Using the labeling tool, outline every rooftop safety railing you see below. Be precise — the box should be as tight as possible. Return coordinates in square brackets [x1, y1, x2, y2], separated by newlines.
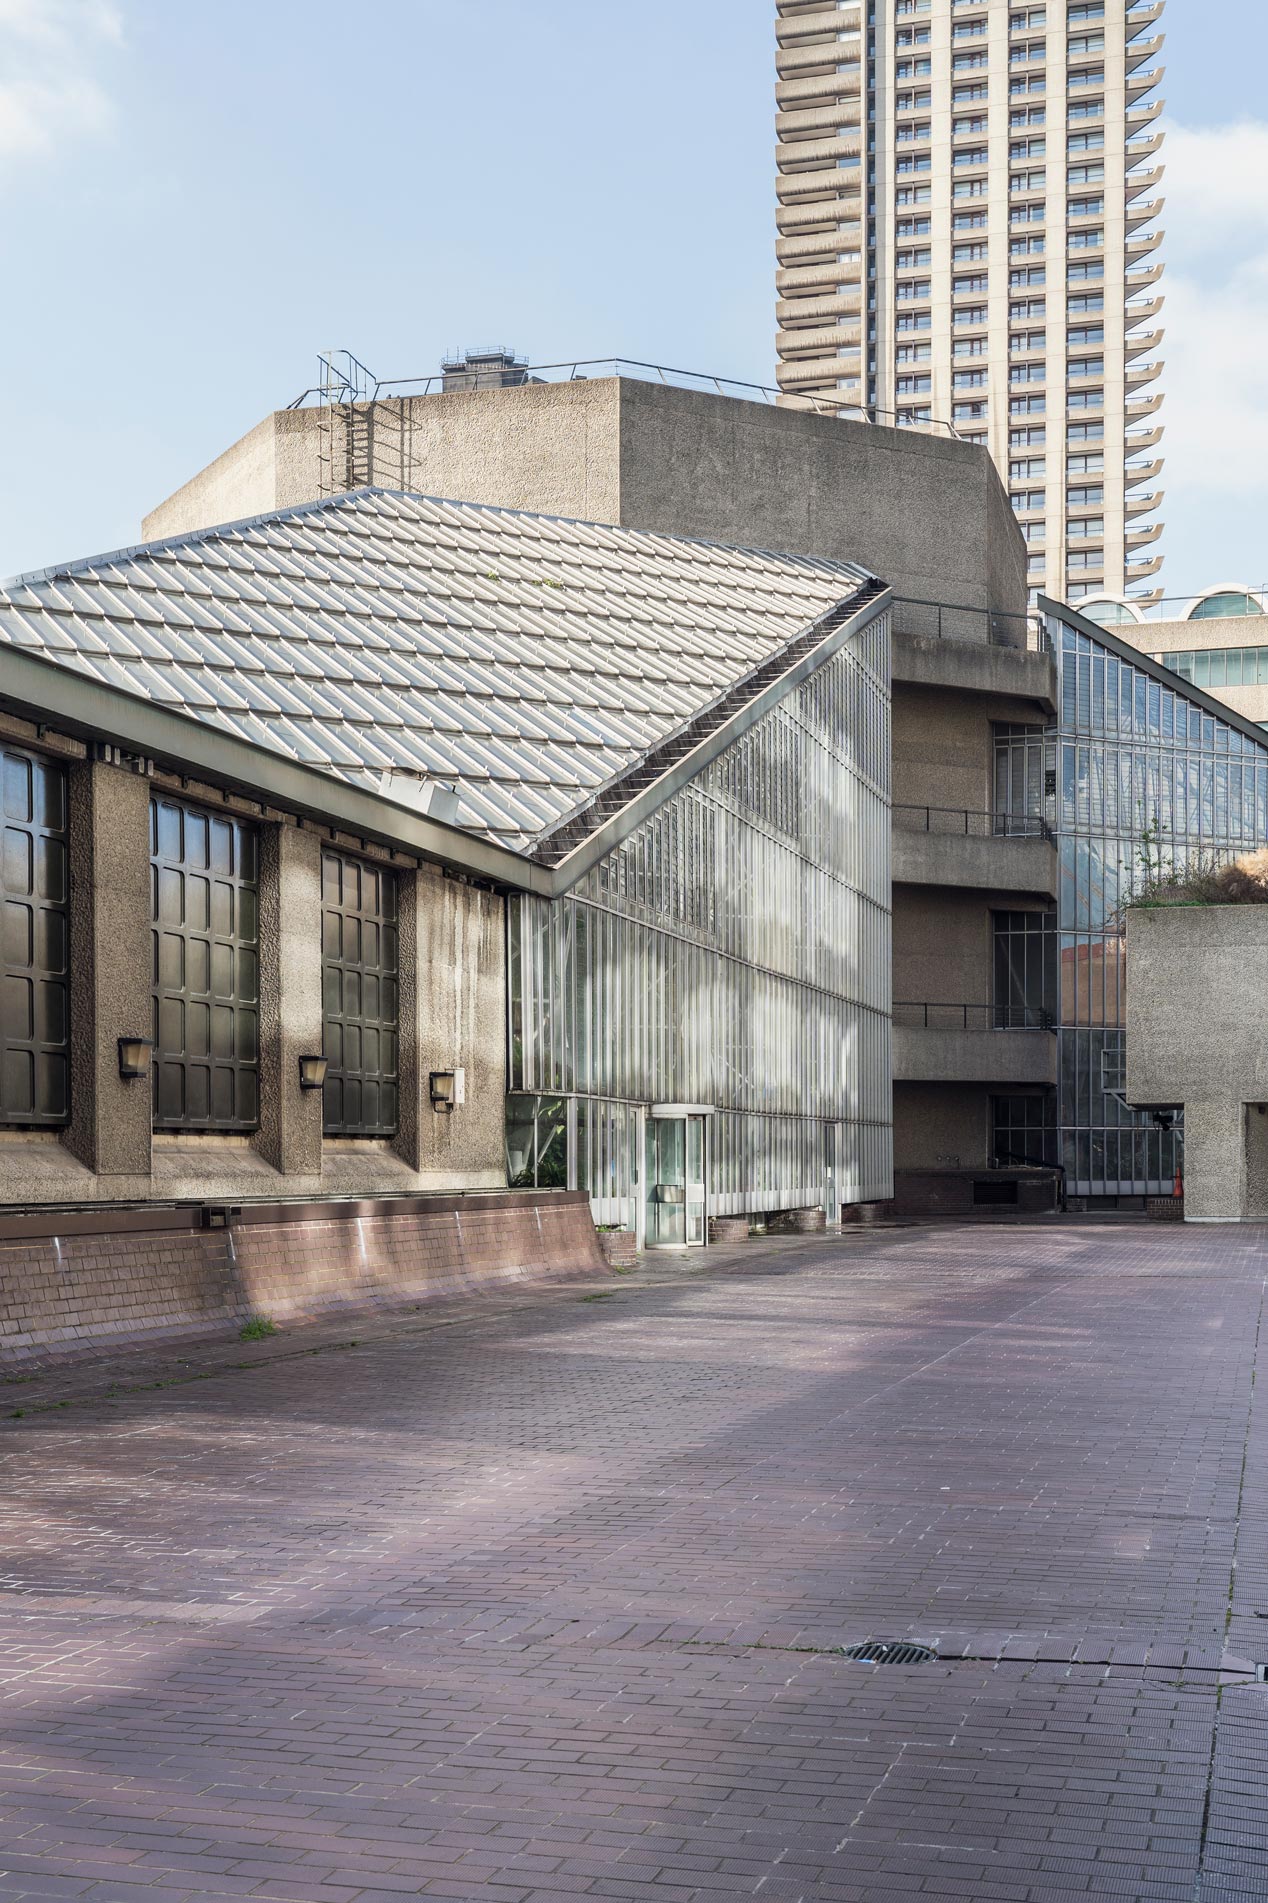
[893, 805, 1055, 845]
[894, 1003, 1055, 1033]
[287, 353, 965, 439]
[892, 597, 1051, 652]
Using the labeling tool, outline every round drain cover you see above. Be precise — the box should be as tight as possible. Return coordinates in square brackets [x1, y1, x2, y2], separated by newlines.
[843, 1640, 937, 1665]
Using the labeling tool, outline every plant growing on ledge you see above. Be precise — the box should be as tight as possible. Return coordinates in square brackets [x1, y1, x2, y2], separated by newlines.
[1130, 846, 1268, 909]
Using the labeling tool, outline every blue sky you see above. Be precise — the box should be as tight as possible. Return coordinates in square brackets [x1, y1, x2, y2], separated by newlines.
[1, 0, 1264, 600]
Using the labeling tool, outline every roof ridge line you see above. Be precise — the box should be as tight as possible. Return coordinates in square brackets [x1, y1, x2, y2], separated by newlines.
[0, 489, 873, 595]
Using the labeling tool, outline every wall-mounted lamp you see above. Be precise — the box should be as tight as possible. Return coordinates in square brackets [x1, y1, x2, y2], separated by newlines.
[430, 1067, 465, 1113]
[117, 1036, 154, 1080]
[298, 1054, 329, 1091]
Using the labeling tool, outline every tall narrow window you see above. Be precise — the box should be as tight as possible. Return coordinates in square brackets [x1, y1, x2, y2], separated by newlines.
[151, 797, 259, 1130]
[1, 746, 68, 1124]
[321, 850, 399, 1136]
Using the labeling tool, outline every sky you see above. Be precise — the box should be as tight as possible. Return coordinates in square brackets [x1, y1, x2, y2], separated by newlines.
[0, 0, 1263, 602]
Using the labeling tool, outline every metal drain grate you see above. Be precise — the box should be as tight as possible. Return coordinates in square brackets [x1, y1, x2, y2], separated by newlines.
[843, 1640, 937, 1665]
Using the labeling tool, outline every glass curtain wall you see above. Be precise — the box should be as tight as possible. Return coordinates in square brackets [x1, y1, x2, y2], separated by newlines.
[508, 614, 893, 1228]
[995, 613, 1268, 1199]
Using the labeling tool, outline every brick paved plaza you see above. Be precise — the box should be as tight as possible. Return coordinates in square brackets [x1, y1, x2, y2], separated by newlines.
[2, 1224, 1268, 1902]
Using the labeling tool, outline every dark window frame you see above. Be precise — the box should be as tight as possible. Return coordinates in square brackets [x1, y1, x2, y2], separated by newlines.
[0, 744, 69, 1127]
[150, 795, 259, 1133]
[321, 848, 400, 1138]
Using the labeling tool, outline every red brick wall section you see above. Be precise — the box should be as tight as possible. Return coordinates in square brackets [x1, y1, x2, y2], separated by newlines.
[0, 1193, 606, 1366]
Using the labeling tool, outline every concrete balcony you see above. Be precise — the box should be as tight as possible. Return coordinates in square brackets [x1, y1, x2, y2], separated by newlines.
[777, 135, 862, 170]
[1127, 64, 1165, 102]
[891, 599, 1057, 711]
[1126, 97, 1164, 130]
[776, 72, 861, 111]
[776, 6, 862, 43]
[1126, 391, 1164, 420]
[1125, 296, 1165, 328]
[1127, 229, 1164, 263]
[1125, 458, 1164, 488]
[1125, 488, 1163, 518]
[777, 323, 863, 357]
[777, 293, 863, 326]
[893, 808, 1058, 899]
[893, 1005, 1058, 1086]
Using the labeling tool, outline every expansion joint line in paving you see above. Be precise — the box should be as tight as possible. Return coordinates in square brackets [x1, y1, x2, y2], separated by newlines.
[1195, 1274, 1268, 1903]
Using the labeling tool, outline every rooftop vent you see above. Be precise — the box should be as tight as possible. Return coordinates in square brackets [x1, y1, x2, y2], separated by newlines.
[440, 347, 535, 393]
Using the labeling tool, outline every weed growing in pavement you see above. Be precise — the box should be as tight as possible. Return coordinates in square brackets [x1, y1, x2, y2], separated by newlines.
[239, 1316, 278, 1342]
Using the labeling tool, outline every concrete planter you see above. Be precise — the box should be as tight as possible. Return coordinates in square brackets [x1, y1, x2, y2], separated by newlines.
[1127, 904, 1268, 1221]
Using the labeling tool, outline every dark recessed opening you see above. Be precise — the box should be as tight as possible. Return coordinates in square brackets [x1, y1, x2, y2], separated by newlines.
[973, 1178, 1020, 1206]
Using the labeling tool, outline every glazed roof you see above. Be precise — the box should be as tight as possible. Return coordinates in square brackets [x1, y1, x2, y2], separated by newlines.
[0, 488, 873, 850]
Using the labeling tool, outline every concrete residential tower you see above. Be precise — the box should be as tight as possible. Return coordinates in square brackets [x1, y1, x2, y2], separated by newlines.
[775, 0, 1166, 606]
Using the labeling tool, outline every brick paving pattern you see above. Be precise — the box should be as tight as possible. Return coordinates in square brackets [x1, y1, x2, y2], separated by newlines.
[1, 1222, 1266, 1900]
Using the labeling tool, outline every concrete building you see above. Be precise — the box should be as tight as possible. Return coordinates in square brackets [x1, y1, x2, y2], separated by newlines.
[0, 489, 895, 1356]
[774, 0, 1167, 606]
[143, 370, 1026, 615]
[1126, 905, 1268, 1221]
[145, 367, 1072, 1218]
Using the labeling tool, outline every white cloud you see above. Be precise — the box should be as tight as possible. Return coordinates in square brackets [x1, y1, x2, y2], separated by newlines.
[0, 0, 122, 172]
[1157, 120, 1268, 529]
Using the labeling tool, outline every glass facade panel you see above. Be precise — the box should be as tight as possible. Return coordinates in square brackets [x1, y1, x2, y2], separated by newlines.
[507, 613, 893, 1226]
[996, 616, 1268, 1199]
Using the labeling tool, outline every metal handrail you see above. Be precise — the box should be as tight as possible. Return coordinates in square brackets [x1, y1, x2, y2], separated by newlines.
[893, 805, 1055, 844]
[892, 596, 1050, 653]
[287, 356, 965, 439]
[894, 1003, 1055, 1032]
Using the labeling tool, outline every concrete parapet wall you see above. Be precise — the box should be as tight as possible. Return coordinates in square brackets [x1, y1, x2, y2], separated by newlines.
[1127, 904, 1268, 1221]
[0, 1191, 605, 1366]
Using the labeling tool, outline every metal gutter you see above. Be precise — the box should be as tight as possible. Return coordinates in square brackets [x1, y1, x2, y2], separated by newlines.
[537, 582, 893, 892]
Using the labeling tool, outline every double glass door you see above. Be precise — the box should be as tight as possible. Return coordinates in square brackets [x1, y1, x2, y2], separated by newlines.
[645, 1115, 707, 1248]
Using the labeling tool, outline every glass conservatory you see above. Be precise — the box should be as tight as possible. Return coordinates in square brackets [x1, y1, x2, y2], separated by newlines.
[506, 621, 893, 1245]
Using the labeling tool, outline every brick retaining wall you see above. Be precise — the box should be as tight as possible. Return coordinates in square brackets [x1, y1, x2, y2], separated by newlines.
[0, 1191, 605, 1366]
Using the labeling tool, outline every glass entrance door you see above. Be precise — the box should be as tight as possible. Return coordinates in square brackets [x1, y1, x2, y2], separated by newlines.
[645, 1115, 708, 1249]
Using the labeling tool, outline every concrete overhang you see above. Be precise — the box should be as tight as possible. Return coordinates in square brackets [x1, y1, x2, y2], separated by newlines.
[893, 1026, 1058, 1087]
[892, 631, 1057, 711]
[892, 830, 1058, 900]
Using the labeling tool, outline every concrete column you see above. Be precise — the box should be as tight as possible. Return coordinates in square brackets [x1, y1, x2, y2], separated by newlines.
[393, 864, 506, 1184]
[254, 822, 323, 1178]
[1181, 1102, 1246, 1223]
[63, 760, 153, 1181]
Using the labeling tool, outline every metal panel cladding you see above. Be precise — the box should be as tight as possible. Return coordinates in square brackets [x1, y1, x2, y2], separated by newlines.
[0, 744, 69, 1125]
[150, 796, 260, 1131]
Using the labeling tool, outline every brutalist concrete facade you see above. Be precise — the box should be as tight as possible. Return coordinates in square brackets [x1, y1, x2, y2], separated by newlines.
[144, 377, 1027, 614]
[1126, 904, 1268, 1222]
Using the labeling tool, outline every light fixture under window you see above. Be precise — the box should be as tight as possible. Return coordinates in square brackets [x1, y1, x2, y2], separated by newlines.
[430, 1068, 465, 1113]
[117, 1036, 154, 1080]
[298, 1054, 329, 1091]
